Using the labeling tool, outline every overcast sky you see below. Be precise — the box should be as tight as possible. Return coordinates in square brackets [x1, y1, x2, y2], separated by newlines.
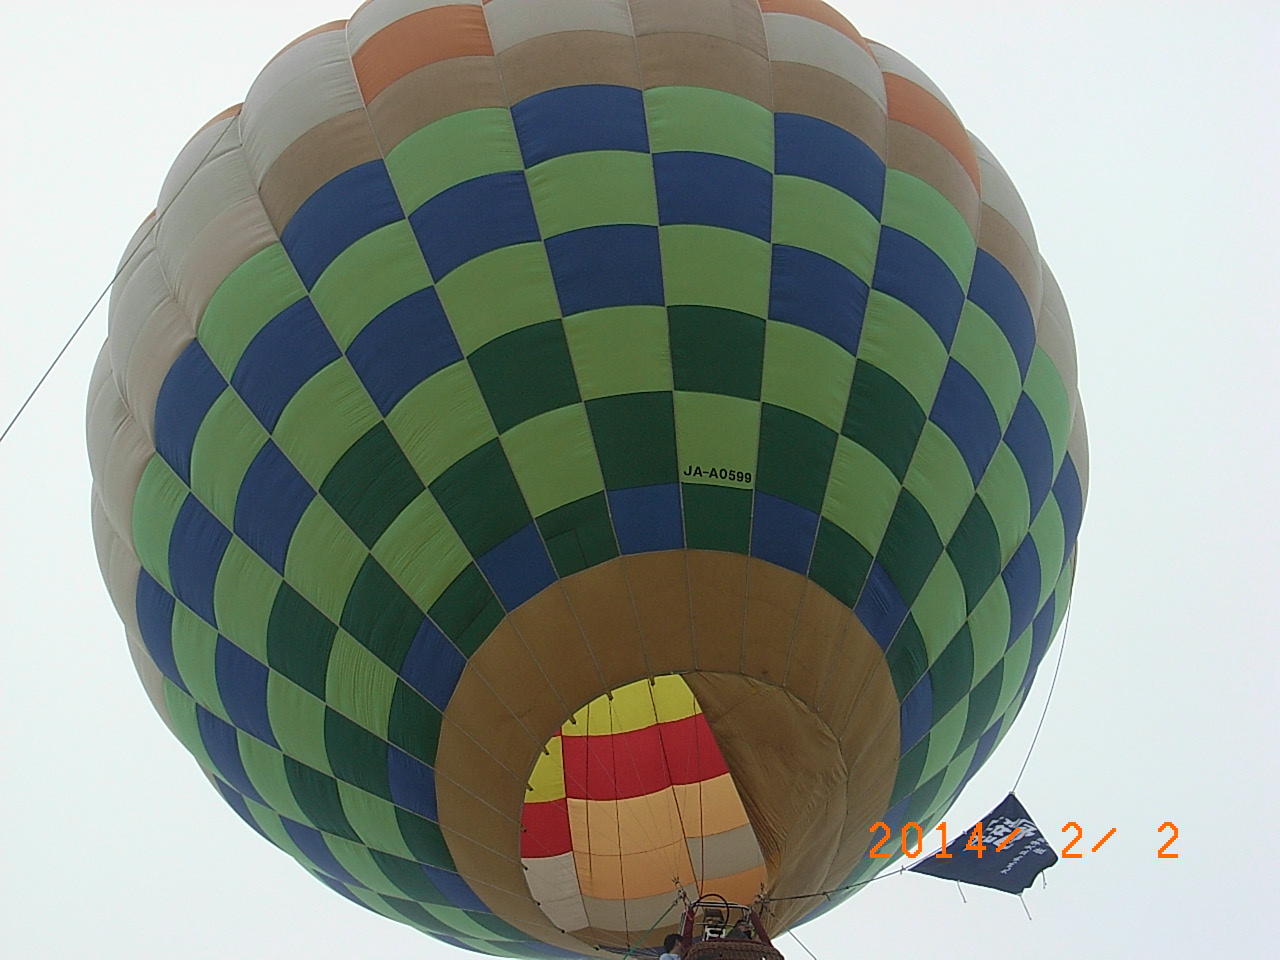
[2, 2, 1276, 958]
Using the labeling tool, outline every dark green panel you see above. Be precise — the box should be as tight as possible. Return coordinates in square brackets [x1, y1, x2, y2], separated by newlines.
[842, 361, 926, 480]
[469, 320, 581, 432]
[756, 403, 837, 512]
[468, 913, 530, 940]
[383, 897, 457, 934]
[890, 737, 931, 807]
[320, 422, 425, 548]
[325, 707, 391, 800]
[960, 661, 1004, 751]
[683, 483, 752, 553]
[878, 489, 943, 604]
[341, 557, 424, 671]
[396, 808, 457, 870]
[947, 496, 1003, 611]
[536, 492, 619, 577]
[929, 625, 974, 722]
[267, 583, 337, 699]
[904, 769, 948, 825]
[283, 756, 360, 842]
[371, 849, 450, 903]
[427, 564, 503, 657]
[586, 391, 678, 488]
[387, 681, 442, 766]
[885, 615, 928, 700]
[429, 439, 531, 556]
[669, 305, 765, 400]
[808, 518, 872, 607]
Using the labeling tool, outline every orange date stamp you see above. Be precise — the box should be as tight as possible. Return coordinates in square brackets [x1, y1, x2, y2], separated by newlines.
[869, 820, 1180, 859]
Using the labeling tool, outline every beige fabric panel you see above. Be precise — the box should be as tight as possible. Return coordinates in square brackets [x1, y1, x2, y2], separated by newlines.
[523, 852, 590, 931]
[156, 113, 241, 215]
[763, 12, 885, 111]
[497, 31, 642, 104]
[175, 198, 279, 327]
[1067, 405, 1090, 505]
[686, 821, 768, 880]
[885, 119, 981, 237]
[635, 32, 772, 108]
[581, 886, 696, 936]
[972, 135, 1039, 268]
[485, 0, 634, 55]
[106, 220, 165, 406]
[347, 0, 483, 53]
[87, 348, 161, 547]
[368, 57, 508, 152]
[630, 0, 769, 57]
[769, 60, 886, 157]
[91, 491, 143, 640]
[1036, 264, 1082, 422]
[973, 139, 1043, 316]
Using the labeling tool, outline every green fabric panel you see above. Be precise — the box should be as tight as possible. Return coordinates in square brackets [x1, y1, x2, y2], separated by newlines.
[928, 624, 974, 721]
[341, 558, 426, 672]
[338, 782, 417, 860]
[396, 809, 456, 870]
[435, 909, 509, 942]
[469, 320, 581, 433]
[170, 602, 226, 719]
[949, 301, 1023, 429]
[674, 392, 760, 489]
[890, 737, 930, 805]
[660, 227, 771, 318]
[857, 291, 948, 411]
[809, 518, 873, 608]
[933, 740, 979, 806]
[903, 768, 946, 828]
[911, 553, 967, 662]
[904, 422, 974, 545]
[967, 577, 1011, 683]
[1022, 348, 1072, 468]
[242, 798, 309, 865]
[369, 848, 448, 901]
[960, 661, 1004, 751]
[884, 615, 928, 699]
[320, 422, 425, 548]
[465, 913, 531, 943]
[920, 698, 966, 785]
[841, 360, 925, 481]
[268, 674, 332, 773]
[325, 707, 392, 800]
[387, 681, 443, 765]
[284, 497, 368, 624]
[309, 222, 433, 349]
[756, 404, 837, 513]
[163, 681, 215, 772]
[946, 495, 1002, 612]
[502, 404, 604, 517]
[761, 320, 856, 433]
[563, 306, 672, 400]
[132, 455, 188, 592]
[427, 566, 503, 658]
[239, 735, 310, 824]
[644, 87, 774, 170]
[587, 391, 679, 489]
[1029, 496, 1066, 605]
[385, 108, 523, 214]
[878, 489, 944, 605]
[527, 150, 658, 238]
[323, 834, 403, 896]
[385, 361, 497, 485]
[976, 443, 1032, 565]
[670, 306, 765, 400]
[821, 435, 899, 554]
[267, 584, 336, 700]
[881, 171, 976, 286]
[371, 490, 471, 614]
[325, 628, 398, 739]
[994, 628, 1032, 719]
[771, 176, 879, 281]
[199, 243, 306, 378]
[272, 359, 381, 488]
[381, 896, 457, 934]
[189, 390, 268, 528]
[284, 756, 361, 841]
[429, 440, 531, 557]
[993, 690, 1027, 750]
[537, 492, 619, 577]
[214, 539, 279, 662]
[435, 244, 560, 355]
[683, 484, 752, 553]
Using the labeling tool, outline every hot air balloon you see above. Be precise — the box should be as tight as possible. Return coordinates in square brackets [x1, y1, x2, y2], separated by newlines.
[86, 1, 1087, 956]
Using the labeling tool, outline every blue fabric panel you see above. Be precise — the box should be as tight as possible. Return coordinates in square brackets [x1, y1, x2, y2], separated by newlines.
[399, 618, 465, 712]
[410, 171, 541, 279]
[775, 113, 885, 218]
[423, 867, 491, 912]
[654, 151, 772, 240]
[968, 250, 1035, 377]
[873, 228, 964, 347]
[512, 84, 649, 167]
[854, 561, 909, 651]
[968, 722, 1002, 777]
[608, 484, 683, 554]
[899, 674, 933, 752]
[1053, 454, 1084, 556]
[136, 570, 184, 692]
[546, 224, 664, 316]
[768, 245, 868, 354]
[155, 340, 227, 485]
[1028, 599, 1058, 680]
[196, 705, 266, 805]
[930, 359, 1002, 484]
[750, 492, 819, 574]
[476, 523, 557, 611]
[214, 635, 279, 748]
[215, 779, 272, 841]
[347, 289, 462, 415]
[232, 298, 341, 431]
[281, 161, 403, 288]
[282, 819, 361, 885]
[1004, 395, 1055, 516]
[1001, 537, 1042, 646]
[387, 745, 438, 821]
[234, 440, 315, 575]
[169, 495, 232, 627]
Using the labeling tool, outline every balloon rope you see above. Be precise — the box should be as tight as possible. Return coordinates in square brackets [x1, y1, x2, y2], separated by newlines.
[761, 866, 906, 905]
[618, 895, 682, 959]
[786, 928, 821, 960]
[1012, 599, 1073, 792]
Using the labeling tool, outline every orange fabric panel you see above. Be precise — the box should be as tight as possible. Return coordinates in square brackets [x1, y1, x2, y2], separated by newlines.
[353, 5, 494, 103]
[884, 73, 981, 190]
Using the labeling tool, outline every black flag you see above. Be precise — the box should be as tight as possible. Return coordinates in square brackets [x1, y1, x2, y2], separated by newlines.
[909, 794, 1056, 893]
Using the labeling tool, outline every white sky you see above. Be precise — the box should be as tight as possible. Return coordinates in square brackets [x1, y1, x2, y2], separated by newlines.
[2, 2, 1277, 957]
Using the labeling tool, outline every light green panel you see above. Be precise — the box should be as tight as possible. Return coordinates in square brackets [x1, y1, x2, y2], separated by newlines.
[170, 603, 226, 720]
[337, 781, 416, 860]
[213, 538, 279, 662]
[527, 151, 658, 238]
[772, 175, 879, 281]
[881, 171, 976, 286]
[372, 490, 471, 613]
[285, 498, 368, 624]
[272, 359, 381, 488]
[325, 836, 404, 897]
[243, 795, 311, 864]
[266, 673, 331, 774]
[933, 741, 980, 808]
[644, 87, 774, 169]
[309, 222, 433, 349]
[920, 699, 967, 785]
[995, 628, 1032, 719]
[564, 306, 672, 399]
[674, 392, 760, 487]
[857, 291, 949, 411]
[502, 405, 604, 516]
[660, 226, 771, 318]
[386, 362, 497, 485]
[432, 906, 506, 941]
[326, 629, 398, 738]
[822, 436, 901, 554]
[199, 243, 306, 378]
[1022, 349, 1073, 468]
[239, 735, 311, 825]
[163, 682, 216, 773]
[994, 689, 1028, 747]
[761, 320, 855, 432]
[904, 422, 975, 544]
[976, 443, 1032, 565]
[1029, 497, 1066, 607]
[385, 107, 523, 213]
[189, 390, 268, 528]
[949, 301, 1022, 428]
[132, 455, 188, 592]
[967, 578, 1011, 683]
[435, 244, 561, 355]
[912, 554, 967, 663]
